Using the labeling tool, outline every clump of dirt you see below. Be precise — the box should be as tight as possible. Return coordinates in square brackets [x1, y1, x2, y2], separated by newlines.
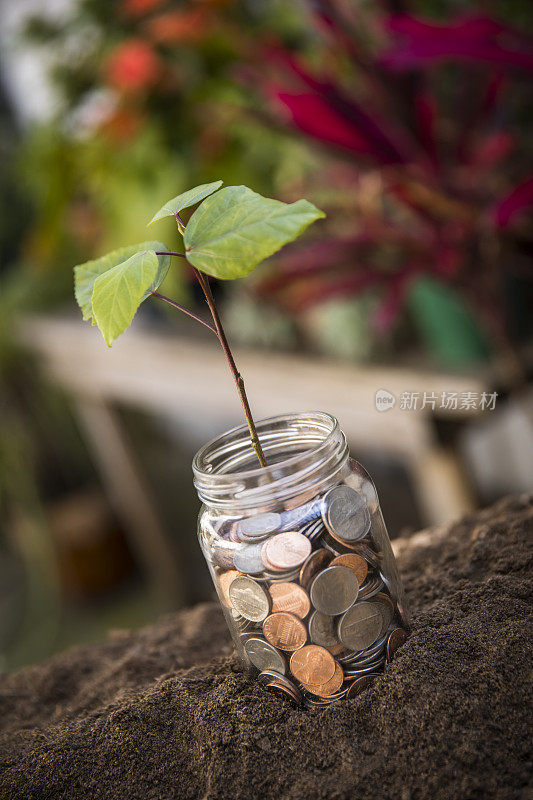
[1, 495, 531, 800]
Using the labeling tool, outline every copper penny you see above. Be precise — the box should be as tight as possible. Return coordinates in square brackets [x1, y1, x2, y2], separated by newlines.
[325, 642, 348, 657]
[300, 661, 344, 698]
[262, 676, 302, 706]
[290, 645, 335, 685]
[299, 548, 333, 590]
[386, 627, 408, 662]
[346, 674, 376, 699]
[330, 553, 368, 585]
[263, 612, 307, 651]
[269, 582, 311, 619]
[218, 569, 243, 607]
[262, 532, 311, 572]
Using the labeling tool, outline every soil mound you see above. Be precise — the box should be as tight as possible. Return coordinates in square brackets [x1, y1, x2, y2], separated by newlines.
[1, 495, 532, 800]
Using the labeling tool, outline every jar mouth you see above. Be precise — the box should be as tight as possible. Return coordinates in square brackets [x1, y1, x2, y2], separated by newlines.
[192, 411, 349, 509]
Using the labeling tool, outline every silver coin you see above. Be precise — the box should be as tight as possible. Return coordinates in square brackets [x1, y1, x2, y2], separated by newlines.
[339, 630, 388, 663]
[321, 485, 370, 543]
[301, 519, 327, 542]
[347, 644, 386, 667]
[309, 565, 359, 616]
[212, 544, 236, 570]
[233, 542, 265, 575]
[344, 659, 385, 677]
[263, 567, 301, 583]
[308, 611, 340, 647]
[358, 574, 385, 600]
[258, 669, 302, 700]
[244, 637, 287, 674]
[279, 498, 322, 531]
[338, 601, 383, 651]
[229, 576, 271, 621]
[238, 512, 282, 540]
[344, 656, 384, 673]
[372, 594, 395, 635]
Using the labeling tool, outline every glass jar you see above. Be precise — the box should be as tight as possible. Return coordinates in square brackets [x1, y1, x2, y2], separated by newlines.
[193, 412, 409, 709]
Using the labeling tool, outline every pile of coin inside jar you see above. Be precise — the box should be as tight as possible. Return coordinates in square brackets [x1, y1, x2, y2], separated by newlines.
[211, 483, 409, 709]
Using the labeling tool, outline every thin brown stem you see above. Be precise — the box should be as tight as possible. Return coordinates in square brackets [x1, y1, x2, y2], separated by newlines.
[193, 268, 267, 467]
[156, 250, 186, 259]
[151, 291, 217, 335]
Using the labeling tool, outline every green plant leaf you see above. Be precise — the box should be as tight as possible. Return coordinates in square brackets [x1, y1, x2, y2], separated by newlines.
[148, 181, 223, 226]
[92, 250, 159, 346]
[74, 241, 170, 322]
[183, 186, 325, 279]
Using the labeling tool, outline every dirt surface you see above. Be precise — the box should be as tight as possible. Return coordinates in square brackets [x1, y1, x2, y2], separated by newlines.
[1, 495, 532, 800]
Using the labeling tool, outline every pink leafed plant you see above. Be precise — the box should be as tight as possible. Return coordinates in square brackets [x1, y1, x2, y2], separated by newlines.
[247, 3, 532, 369]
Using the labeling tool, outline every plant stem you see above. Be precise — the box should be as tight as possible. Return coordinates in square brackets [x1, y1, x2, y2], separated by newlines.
[193, 268, 267, 467]
[156, 250, 186, 259]
[151, 291, 217, 335]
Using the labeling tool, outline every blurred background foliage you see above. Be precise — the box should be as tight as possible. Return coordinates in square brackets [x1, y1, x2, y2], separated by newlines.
[1, 0, 531, 366]
[0, 0, 532, 669]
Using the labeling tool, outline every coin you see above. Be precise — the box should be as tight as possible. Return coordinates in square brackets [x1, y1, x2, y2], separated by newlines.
[290, 645, 336, 686]
[321, 485, 370, 544]
[308, 611, 339, 647]
[339, 631, 387, 663]
[344, 659, 385, 677]
[346, 675, 376, 699]
[300, 661, 344, 698]
[218, 569, 243, 606]
[259, 671, 302, 705]
[309, 565, 359, 616]
[299, 549, 333, 590]
[372, 593, 395, 635]
[244, 637, 287, 674]
[261, 532, 311, 572]
[279, 497, 322, 531]
[269, 582, 310, 619]
[229, 576, 271, 622]
[228, 523, 242, 543]
[213, 543, 237, 570]
[386, 627, 408, 662]
[300, 519, 326, 543]
[338, 601, 383, 651]
[263, 611, 307, 651]
[264, 568, 301, 583]
[233, 542, 265, 575]
[357, 574, 384, 600]
[238, 512, 282, 540]
[324, 642, 348, 657]
[264, 679, 302, 706]
[231, 609, 257, 634]
[330, 553, 368, 585]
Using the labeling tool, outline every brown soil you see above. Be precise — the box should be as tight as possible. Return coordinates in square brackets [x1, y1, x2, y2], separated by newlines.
[1, 495, 532, 800]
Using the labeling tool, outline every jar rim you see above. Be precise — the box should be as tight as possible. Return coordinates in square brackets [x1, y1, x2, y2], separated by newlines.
[192, 411, 348, 509]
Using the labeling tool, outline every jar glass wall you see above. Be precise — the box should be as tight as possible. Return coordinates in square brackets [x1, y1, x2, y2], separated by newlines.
[193, 412, 409, 708]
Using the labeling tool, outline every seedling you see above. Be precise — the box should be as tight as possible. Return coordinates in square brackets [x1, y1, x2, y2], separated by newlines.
[74, 182, 324, 466]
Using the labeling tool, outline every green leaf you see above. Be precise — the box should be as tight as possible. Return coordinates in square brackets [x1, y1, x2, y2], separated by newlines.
[92, 250, 159, 346]
[148, 181, 223, 226]
[74, 241, 170, 322]
[183, 186, 325, 279]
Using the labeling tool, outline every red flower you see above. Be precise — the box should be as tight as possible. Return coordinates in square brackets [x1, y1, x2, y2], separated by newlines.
[105, 40, 161, 93]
